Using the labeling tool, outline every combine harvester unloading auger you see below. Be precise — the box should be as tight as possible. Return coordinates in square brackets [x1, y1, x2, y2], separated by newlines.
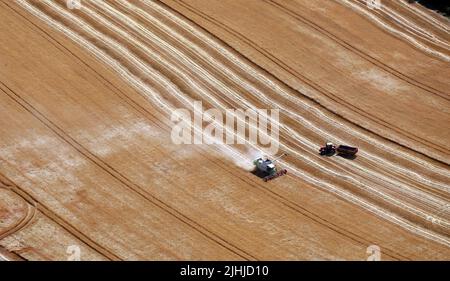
[253, 153, 288, 182]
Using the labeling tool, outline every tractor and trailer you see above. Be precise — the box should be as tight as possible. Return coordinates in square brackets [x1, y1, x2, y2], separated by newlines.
[252, 142, 358, 182]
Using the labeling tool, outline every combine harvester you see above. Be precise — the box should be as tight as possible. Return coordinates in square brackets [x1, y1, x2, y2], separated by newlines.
[319, 142, 358, 158]
[253, 153, 288, 182]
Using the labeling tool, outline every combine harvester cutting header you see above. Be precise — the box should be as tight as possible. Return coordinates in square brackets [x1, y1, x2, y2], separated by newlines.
[253, 153, 288, 182]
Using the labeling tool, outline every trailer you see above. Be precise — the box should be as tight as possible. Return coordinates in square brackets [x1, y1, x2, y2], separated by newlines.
[336, 145, 358, 157]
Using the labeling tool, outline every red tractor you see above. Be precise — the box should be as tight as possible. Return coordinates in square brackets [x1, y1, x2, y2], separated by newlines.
[319, 142, 336, 156]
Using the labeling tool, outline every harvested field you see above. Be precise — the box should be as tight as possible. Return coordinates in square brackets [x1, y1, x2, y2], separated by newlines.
[0, 0, 449, 260]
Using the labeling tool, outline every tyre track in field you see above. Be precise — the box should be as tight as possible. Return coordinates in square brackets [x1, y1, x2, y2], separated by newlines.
[38, 0, 450, 241]
[0, 1, 169, 137]
[0, 1, 414, 258]
[93, 0, 450, 225]
[176, 0, 449, 158]
[167, 0, 450, 166]
[113, 0, 450, 188]
[107, 0, 448, 203]
[2, 4, 255, 258]
[0, 185, 36, 241]
[194, 150, 410, 260]
[268, 0, 450, 97]
[136, 1, 450, 206]
[353, 0, 450, 49]
[14, 1, 413, 259]
[144, 0, 450, 232]
[376, 1, 450, 41]
[8, 0, 257, 261]
[397, 0, 450, 33]
[5, 0, 254, 260]
[0, 245, 25, 261]
[0, 172, 115, 260]
[146, 0, 450, 179]
[14, 0, 450, 245]
[3, 1, 365, 258]
[0, 77, 253, 260]
[76, 0, 450, 222]
[35, 17, 412, 258]
[338, 0, 450, 62]
[65, 0, 450, 236]
[10, 0, 390, 258]
[10, 1, 399, 258]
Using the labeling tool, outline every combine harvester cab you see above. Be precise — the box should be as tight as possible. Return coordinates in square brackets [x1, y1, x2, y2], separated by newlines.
[253, 153, 287, 182]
